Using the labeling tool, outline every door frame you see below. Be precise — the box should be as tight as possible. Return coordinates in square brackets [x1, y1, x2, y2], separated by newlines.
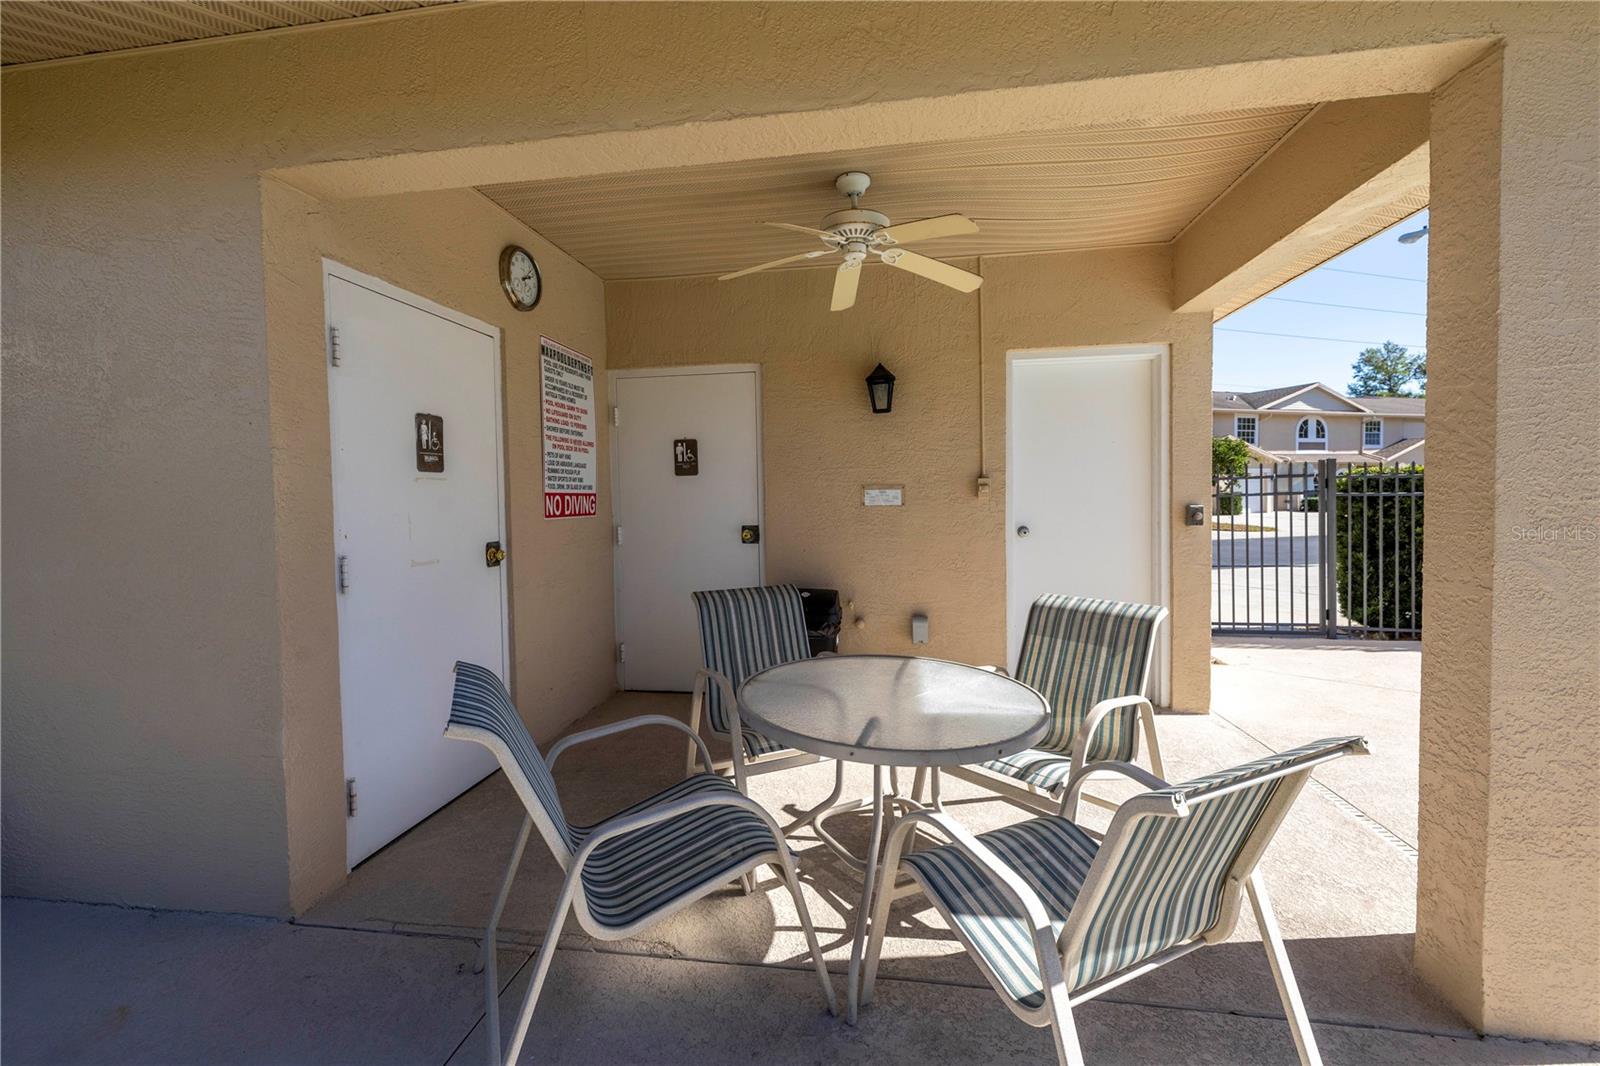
[322, 258, 511, 866]
[1005, 343, 1171, 706]
[606, 363, 765, 690]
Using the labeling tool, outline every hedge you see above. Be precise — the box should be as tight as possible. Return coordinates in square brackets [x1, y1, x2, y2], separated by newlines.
[1216, 493, 1244, 515]
[1334, 466, 1423, 631]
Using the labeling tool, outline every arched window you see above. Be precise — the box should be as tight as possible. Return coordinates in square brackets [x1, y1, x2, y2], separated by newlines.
[1296, 417, 1327, 449]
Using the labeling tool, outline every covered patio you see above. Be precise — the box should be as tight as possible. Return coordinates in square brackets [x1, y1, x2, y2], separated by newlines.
[4, 3, 1597, 1063]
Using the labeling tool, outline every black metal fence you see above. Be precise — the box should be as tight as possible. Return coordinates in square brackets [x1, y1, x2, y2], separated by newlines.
[1212, 459, 1423, 638]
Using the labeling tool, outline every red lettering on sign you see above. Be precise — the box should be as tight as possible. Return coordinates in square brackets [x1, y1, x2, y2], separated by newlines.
[544, 492, 598, 519]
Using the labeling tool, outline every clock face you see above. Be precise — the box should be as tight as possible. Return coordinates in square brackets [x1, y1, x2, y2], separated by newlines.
[500, 245, 541, 310]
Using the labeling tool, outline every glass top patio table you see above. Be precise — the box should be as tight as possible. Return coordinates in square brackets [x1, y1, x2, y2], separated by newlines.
[737, 654, 1049, 767]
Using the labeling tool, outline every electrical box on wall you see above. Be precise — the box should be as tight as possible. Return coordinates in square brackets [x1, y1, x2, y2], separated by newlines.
[864, 485, 904, 506]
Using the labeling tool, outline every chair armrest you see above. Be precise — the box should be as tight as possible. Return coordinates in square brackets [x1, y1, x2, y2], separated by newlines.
[548, 714, 714, 775]
[691, 666, 740, 723]
[571, 790, 784, 867]
[693, 667, 751, 792]
[1060, 760, 1171, 820]
[1069, 694, 1154, 770]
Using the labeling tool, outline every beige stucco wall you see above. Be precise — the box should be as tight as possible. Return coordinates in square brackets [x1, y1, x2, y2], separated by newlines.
[608, 246, 1214, 711]
[3, 61, 290, 913]
[260, 183, 614, 909]
[1420, 41, 1600, 1041]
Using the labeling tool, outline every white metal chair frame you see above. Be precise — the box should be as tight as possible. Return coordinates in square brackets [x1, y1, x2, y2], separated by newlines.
[862, 738, 1370, 1066]
[937, 608, 1167, 817]
[688, 665, 825, 791]
[449, 710, 837, 1066]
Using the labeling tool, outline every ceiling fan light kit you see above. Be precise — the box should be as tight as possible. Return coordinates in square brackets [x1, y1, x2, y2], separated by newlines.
[718, 170, 983, 311]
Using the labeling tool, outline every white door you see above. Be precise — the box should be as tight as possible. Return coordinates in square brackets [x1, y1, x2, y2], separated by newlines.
[613, 367, 762, 690]
[326, 266, 506, 867]
[1007, 345, 1169, 699]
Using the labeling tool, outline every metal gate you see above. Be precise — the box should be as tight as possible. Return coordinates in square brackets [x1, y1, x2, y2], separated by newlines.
[1212, 459, 1423, 638]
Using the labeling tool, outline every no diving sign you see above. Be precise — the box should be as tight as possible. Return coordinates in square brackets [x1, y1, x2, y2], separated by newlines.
[540, 337, 598, 519]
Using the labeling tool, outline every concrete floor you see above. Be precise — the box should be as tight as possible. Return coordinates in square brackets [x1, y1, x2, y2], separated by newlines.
[6, 639, 1597, 1065]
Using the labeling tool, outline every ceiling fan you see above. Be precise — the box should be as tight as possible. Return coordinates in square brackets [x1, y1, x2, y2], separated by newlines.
[718, 171, 982, 311]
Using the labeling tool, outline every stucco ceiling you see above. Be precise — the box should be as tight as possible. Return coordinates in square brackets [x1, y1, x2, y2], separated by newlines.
[476, 105, 1313, 282]
[0, 1, 458, 66]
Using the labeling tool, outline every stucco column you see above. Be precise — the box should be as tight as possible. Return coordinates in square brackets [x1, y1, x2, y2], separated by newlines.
[1417, 43, 1600, 1042]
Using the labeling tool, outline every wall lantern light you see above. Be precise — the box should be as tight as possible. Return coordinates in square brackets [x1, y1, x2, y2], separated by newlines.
[865, 362, 896, 414]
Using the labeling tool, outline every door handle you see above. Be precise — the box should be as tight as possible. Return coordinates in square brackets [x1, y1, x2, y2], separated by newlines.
[1016, 525, 1031, 538]
[485, 541, 506, 567]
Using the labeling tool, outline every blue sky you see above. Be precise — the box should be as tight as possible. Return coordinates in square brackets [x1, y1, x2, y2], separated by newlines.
[1213, 209, 1427, 394]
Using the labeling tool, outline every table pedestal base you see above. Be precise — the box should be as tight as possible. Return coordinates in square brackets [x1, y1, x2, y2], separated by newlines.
[832, 764, 943, 1024]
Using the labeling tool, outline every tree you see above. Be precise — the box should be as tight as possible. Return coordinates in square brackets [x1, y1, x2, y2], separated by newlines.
[1212, 435, 1250, 479]
[1212, 435, 1251, 516]
[1349, 340, 1425, 396]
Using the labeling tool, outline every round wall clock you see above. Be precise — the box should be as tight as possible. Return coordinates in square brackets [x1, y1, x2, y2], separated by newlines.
[499, 245, 542, 311]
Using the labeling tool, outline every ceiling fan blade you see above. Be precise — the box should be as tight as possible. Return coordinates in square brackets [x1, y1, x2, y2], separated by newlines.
[877, 213, 979, 246]
[718, 248, 837, 281]
[830, 262, 861, 311]
[880, 249, 982, 293]
[764, 221, 839, 240]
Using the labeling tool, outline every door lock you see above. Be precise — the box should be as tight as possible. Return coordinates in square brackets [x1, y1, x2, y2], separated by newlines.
[1016, 525, 1031, 538]
[485, 541, 506, 567]
[740, 525, 760, 544]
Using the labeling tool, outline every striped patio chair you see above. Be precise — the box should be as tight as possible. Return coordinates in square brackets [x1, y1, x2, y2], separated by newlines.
[862, 736, 1368, 1066]
[689, 584, 832, 791]
[444, 661, 835, 1066]
[942, 595, 1168, 813]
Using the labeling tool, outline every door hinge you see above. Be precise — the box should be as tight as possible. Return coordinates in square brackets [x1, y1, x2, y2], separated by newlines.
[337, 554, 350, 594]
[614, 525, 623, 546]
[345, 778, 358, 817]
[616, 643, 626, 663]
[328, 325, 342, 367]
[611, 406, 620, 427]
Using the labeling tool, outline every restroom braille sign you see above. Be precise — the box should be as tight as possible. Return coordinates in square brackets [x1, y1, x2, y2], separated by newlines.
[416, 413, 444, 473]
[673, 438, 699, 476]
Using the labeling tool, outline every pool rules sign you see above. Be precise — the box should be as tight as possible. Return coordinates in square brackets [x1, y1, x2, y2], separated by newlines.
[539, 337, 598, 519]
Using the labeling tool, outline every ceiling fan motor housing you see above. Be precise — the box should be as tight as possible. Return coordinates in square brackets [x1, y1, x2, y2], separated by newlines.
[821, 208, 891, 246]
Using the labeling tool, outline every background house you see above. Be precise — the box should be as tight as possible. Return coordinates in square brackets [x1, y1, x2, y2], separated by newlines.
[1214, 382, 1425, 463]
